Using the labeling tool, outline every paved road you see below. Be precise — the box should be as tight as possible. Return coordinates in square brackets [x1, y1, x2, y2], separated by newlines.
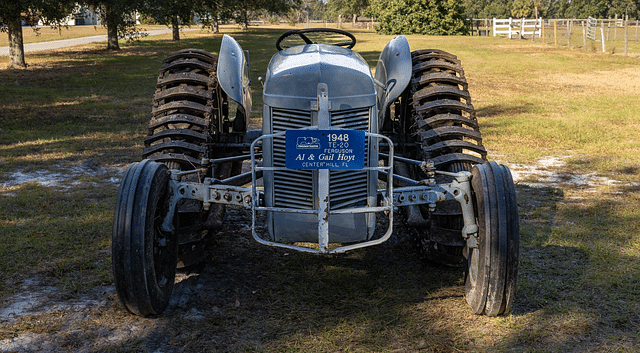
[0, 29, 176, 56]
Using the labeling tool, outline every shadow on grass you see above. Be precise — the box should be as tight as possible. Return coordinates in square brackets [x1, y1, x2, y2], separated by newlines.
[106, 210, 472, 352]
[500, 184, 640, 350]
[476, 103, 538, 119]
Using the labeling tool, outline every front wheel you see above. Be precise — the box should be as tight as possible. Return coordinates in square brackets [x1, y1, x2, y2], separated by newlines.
[465, 162, 519, 316]
[112, 160, 178, 317]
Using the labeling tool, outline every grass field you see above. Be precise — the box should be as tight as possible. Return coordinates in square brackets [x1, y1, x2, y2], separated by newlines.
[1, 24, 640, 352]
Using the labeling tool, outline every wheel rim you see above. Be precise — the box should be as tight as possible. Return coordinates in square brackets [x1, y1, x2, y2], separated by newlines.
[152, 192, 175, 290]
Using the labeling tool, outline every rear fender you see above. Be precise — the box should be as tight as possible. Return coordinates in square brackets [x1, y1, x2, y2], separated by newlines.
[374, 35, 411, 126]
[218, 35, 252, 122]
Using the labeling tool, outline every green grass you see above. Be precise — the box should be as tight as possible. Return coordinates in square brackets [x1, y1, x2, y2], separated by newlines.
[1, 24, 640, 352]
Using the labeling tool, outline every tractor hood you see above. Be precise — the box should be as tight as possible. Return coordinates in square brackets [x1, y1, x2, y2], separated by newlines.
[263, 44, 376, 111]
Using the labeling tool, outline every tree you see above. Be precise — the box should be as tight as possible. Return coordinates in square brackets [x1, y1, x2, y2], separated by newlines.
[327, 0, 368, 27]
[462, 0, 510, 19]
[0, 0, 75, 68]
[605, 0, 638, 18]
[368, 0, 468, 35]
[81, 0, 143, 50]
[290, 0, 327, 24]
[511, 0, 553, 18]
[142, 0, 197, 40]
[224, 0, 299, 29]
[197, 0, 225, 33]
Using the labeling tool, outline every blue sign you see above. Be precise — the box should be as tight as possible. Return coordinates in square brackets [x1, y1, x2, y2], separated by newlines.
[285, 130, 365, 169]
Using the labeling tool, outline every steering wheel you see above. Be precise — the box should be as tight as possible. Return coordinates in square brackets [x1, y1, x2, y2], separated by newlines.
[275, 28, 356, 51]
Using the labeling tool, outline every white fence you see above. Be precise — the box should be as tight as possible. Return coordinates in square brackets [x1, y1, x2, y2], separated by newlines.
[493, 18, 542, 39]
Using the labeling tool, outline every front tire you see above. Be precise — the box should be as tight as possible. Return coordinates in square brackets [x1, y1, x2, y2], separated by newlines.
[112, 160, 177, 317]
[465, 162, 519, 316]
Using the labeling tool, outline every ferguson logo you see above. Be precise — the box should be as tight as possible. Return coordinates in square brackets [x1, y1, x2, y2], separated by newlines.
[296, 136, 320, 149]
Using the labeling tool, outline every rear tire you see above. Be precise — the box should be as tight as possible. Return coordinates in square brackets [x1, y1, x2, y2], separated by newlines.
[112, 160, 177, 317]
[143, 49, 238, 268]
[465, 162, 519, 316]
[401, 49, 487, 266]
[144, 48, 222, 168]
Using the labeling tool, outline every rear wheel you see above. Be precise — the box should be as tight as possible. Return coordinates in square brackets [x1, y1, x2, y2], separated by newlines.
[112, 160, 177, 317]
[400, 49, 487, 266]
[143, 49, 239, 267]
[144, 48, 221, 169]
[465, 162, 519, 316]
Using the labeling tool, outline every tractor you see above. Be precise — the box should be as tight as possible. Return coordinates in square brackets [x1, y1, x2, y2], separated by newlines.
[112, 28, 519, 318]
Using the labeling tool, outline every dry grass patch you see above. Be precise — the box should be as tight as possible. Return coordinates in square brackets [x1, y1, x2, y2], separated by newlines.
[536, 67, 640, 95]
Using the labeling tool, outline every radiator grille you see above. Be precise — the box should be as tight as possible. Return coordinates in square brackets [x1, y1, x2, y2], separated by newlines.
[271, 107, 371, 210]
[329, 108, 370, 209]
[272, 108, 314, 209]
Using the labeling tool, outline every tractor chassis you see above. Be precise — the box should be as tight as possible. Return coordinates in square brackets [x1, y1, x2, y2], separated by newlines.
[157, 131, 479, 255]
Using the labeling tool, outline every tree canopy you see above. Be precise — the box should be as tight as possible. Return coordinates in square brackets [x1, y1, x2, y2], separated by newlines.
[367, 0, 468, 35]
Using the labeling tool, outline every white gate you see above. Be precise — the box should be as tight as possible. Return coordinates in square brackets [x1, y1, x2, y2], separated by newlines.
[493, 18, 542, 39]
[586, 17, 597, 40]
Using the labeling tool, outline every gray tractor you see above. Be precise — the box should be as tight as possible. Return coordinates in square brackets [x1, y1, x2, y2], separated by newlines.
[112, 29, 519, 318]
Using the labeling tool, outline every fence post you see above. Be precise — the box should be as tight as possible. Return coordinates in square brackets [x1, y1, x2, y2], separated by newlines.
[541, 18, 545, 43]
[583, 26, 586, 50]
[493, 17, 497, 36]
[553, 20, 557, 45]
[567, 19, 572, 47]
[601, 27, 606, 53]
[625, 20, 628, 56]
[508, 17, 513, 38]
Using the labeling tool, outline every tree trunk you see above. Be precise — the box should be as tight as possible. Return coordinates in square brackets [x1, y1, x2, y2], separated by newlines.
[212, 16, 219, 34]
[352, 14, 356, 28]
[105, 5, 120, 50]
[241, 10, 248, 30]
[7, 11, 26, 68]
[172, 15, 180, 40]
